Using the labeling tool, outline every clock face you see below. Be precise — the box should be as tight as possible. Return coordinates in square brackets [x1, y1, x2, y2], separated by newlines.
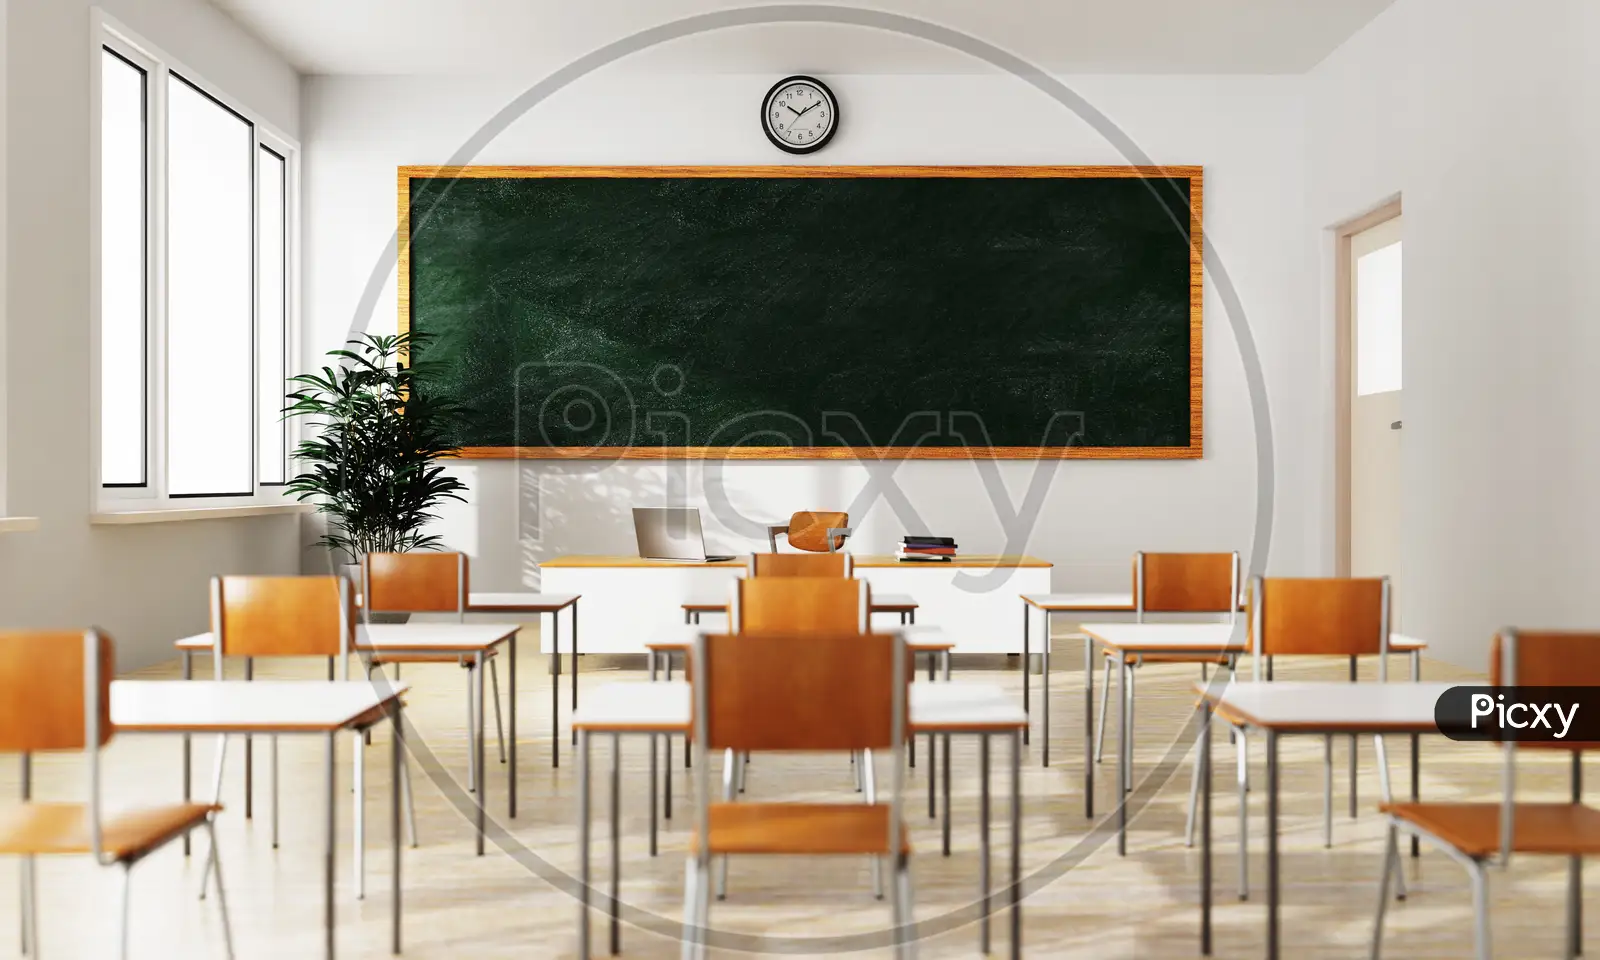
[761, 76, 838, 154]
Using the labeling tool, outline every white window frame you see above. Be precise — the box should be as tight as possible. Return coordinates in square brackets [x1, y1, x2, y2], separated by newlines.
[90, 10, 301, 512]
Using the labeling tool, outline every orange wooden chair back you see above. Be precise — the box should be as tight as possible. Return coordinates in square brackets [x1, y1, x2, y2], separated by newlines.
[1492, 630, 1600, 751]
[1136, 552, 1239, 617]
[211, 575, 354, 661]
[786, 511, 849, 553]
[749, 552, 851, 578]
[732, 577, 866, 635]
[364, 551, 467, 615]
[696, 632, 905, 753]
[0, 630, 114, 753]
[1248, 576, 1391, 678]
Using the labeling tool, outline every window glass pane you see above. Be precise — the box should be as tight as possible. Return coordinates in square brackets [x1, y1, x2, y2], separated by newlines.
[258, 147, 287, 484]
[100, 49, 147, 485]
[1356, 240, 1403, 396]
[167, 74, 254, 496]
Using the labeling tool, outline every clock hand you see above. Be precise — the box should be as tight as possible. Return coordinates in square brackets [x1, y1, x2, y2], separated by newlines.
[785, 103, 802, 116]
[797, 100, 823, 117]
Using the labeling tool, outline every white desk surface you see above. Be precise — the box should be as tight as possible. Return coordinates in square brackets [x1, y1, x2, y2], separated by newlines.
[355, 591, 578, 612]
[570, 680, 1024, 734]
[870, 592, 918, 609]
[1197, 680, 1456, 732]
[646, 623, 950, 649]
[1023, 592, 1136, 611]
[173, 622, 520, 653]
[1080, 622, 1242, 653]
[113, 680, 408, 733]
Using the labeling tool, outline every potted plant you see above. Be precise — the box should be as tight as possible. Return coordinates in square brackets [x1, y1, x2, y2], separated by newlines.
[285, 332, 469, 590]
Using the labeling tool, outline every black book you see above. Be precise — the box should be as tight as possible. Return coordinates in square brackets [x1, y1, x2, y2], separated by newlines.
[901, 536, 956, 546]
[898, 554, 952, 562]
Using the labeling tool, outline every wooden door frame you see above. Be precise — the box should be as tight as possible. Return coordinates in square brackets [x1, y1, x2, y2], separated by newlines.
[1333, 197, 1402, 576]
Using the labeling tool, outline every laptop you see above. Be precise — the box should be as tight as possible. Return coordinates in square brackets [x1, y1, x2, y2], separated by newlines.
[633, 507, 736, 562]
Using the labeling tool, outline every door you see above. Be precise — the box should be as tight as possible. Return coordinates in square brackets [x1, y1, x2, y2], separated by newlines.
[1348, 215, 1403, 593]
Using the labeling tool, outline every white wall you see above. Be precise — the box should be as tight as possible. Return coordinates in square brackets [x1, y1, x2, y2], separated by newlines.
[2, 0, 302, 669]
[1307, 0, 1600, 667]
[303, 63, 1317, 596]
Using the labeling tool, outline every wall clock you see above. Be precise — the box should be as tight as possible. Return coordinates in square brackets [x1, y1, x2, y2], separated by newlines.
[761, 76, 838, 154]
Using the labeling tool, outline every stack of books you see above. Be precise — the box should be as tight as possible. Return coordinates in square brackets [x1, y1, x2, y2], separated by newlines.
[897, 535, 957, 562]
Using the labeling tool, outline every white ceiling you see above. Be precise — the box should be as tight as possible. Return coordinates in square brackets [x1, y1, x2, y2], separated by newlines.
[208, 0, 1396, 76]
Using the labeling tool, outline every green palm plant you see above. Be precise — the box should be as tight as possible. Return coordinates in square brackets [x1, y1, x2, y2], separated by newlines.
[285, 332, 469, 563]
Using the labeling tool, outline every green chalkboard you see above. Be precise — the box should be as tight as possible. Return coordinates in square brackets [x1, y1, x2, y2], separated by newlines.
[400, 167, 1201, 459]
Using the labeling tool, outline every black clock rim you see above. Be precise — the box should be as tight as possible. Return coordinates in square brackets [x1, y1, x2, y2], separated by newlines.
[760, 75, 838, 155]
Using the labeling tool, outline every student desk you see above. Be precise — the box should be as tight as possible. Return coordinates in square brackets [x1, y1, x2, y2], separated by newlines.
[572, 680, 1028, 960]
[175, 622, 520, 854]
[1193, 681, 1454, 959]
[113, 679, 408, 959]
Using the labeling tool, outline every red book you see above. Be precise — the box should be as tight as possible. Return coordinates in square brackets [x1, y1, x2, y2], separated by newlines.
[900, 546, 956, 555]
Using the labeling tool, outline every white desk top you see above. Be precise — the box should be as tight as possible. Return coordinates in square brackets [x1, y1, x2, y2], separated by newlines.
[870, 592, 917, 609]
[1023, 592, 1136, 611]
[646, 623, 950, 650]
[1080, 622, 1243, 653]
[355, 591, 578, 612]
[173, 622, 520, 653]
[570, 680, 1024, 734]
[1197, 680, 1455, 733]
[113, 680, 408, 733]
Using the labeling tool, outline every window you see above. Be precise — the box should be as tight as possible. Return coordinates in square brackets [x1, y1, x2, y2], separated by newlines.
[94, 21, 297, 506]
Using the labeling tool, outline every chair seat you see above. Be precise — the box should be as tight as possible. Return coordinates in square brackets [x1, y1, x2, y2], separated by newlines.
[693, 802, 911, 856]
[0, 802, 218, 860]
[1383, 802, 1600, 857]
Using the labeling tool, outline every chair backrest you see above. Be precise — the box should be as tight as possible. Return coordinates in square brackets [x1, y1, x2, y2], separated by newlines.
[363, 551, 467, 617]
[211, 575, 354, 676]
[1247, 576, 1391, 680]
[785, 511, 850, 553]
[730, 576, 868, 635]
[748, 552, 852, 578]
[1135, 552, 1240, 621]
[693, 631, 907, 753]
[0, 630, 114, 753]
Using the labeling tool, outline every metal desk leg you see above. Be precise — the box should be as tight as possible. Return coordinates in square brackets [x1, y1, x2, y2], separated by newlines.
[245, 657, 254, 820]
[980, 734, 991, 954]
[391, 702, 403, 955]
[649, 655, 659, 857]
[1042, 611, 1050, 767]
[1011, 728, 1023, 960]
[1117, 651, 1128, 855]
[355, 727, 365, 899]
[476, 651, 487, 855]
[579, 729, 591, 960]
[1410, 650, 1421, 858]
[1349, 656, 1358, 819]
[509, 630, 518, 818]
[552, 611, 562, 769]
[1084, 634, 1095, 819]
[323, 730, 337, 960]
[1572, 753, 1584, 958]
[1200, 702, 1213, 956]
[182, 649, 193, 856]
[1266, 730, 1280, 960]
[1021, 602, 1030, 745]
[611, 733, 622, 955]
[942, 733, 952, 855]
[928, 718, 937, 819]
[572, 603, 580, 747]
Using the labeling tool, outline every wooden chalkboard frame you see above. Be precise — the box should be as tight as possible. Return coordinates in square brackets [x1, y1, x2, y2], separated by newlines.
[398, 165, 1203, 460]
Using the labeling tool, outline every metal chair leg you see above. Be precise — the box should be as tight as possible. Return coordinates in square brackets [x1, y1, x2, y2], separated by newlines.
[1094, 657, 1112, 763]
[1324, 734, 1334, 848]
[895, 858, 917, 960]
[20, 856, 36, 957]
[1370, 823, 1400, 959]
[401, 746, 419, 848]
[1469, 860, 1492, 960]
[117, 864, 131, 960]
[490, 657, 507, 764]
[717, 750, 735, 900]
[1237, 727, 1249, 900]
[1184, 723, 1203, 847]
[680, 859, 701, 960]
[205, 818, 237, 960]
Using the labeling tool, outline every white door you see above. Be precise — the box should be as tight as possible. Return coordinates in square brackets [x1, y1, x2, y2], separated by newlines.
[1349, 216, 1403, 596]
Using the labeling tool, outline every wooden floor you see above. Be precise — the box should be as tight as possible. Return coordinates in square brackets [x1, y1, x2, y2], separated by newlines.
[0, 625, 1580, 958]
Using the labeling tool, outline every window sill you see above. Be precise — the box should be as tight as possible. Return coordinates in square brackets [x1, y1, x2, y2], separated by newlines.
[0, 517, 41, 533]
[91, 503, 311, 525]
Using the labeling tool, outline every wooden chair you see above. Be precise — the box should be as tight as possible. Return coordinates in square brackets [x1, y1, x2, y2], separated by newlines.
[747, 551, 853, 578]
[766, 511, 852, 553]
[1219, 574, 1397, 900]
[0, 629, 232, 958]
[1094, 552, 1240, 769]
[362, 552, 506, 793]
[1373, 629, 1600, 960]
[683, 630, 913, 959]
[204, 575, 400, 898]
